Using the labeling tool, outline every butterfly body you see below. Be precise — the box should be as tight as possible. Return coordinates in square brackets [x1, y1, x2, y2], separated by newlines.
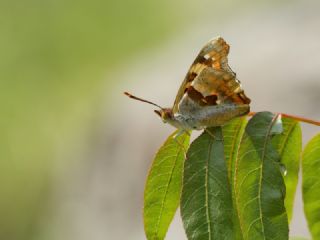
[125, 36, 251, 131]
[156, 103, 249, 131]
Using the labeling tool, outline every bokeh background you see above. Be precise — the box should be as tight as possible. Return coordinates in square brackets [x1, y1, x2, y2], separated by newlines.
[1, 0, 320, 239]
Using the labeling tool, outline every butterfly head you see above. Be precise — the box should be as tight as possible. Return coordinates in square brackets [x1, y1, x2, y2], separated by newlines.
[154, 108, 173, 123]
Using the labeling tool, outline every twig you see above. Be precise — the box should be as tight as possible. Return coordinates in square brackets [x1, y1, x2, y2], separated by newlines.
[248, 112, 320, 126]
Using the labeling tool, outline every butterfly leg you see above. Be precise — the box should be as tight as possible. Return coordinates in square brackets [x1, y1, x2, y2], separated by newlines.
[204, 128, 223, 141]
[173, 130, 190, 154]
[173, 129, 190, 138]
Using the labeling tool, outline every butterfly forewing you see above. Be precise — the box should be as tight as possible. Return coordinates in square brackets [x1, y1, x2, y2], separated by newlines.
[172, 37, 250, 115]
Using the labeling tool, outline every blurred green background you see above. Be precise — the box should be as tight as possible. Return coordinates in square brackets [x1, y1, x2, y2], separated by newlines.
[1, 0, 319, 239]
[1, 1, 186, 238]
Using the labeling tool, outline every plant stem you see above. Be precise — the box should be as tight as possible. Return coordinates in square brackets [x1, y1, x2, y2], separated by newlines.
[248, 112, 320, 126]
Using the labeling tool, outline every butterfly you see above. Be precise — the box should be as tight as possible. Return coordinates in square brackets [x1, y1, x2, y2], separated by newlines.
[125, 37, 251, 135]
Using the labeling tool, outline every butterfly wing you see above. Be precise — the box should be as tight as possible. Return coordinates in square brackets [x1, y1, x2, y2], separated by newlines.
[173, 37, 250, 117]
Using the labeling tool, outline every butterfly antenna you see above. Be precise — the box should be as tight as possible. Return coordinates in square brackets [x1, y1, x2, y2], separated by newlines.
[124, 92, 163, 109]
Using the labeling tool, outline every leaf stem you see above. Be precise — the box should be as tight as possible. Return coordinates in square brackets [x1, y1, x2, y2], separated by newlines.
[248, 112, 320, 126]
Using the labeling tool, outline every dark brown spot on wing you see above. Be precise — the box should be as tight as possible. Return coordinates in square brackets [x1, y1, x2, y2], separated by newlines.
[187, 86, 205, 105]
[204, 95, 218, 105]
[195, 56, 206, 64]
[187, 86, 218, 106]
[186, 72, 197, 83]
[185, 56, 214, 84]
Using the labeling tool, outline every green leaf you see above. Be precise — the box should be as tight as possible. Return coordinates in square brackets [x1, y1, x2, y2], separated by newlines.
[223, 117, 247, 182]
[234, 112, 288, 240]
[272, 118, 302, 221]
[181, 127, 233, 239]
[302, 133, 320, 239]
[144, 131, 190, 240]
[223, 117, 247, 240]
